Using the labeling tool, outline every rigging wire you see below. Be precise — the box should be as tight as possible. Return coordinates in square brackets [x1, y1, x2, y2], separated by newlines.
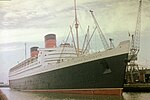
[83, 26, 97, 54]
[82, 26, 89, 53]
[59, 29, 71, 60]
[70, 25, 78, 56]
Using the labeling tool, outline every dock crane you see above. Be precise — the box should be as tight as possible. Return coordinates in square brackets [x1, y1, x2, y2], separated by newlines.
[89, 10, 111, 50]
[126, 0, 142, 83]
[131, 0, 142, 58]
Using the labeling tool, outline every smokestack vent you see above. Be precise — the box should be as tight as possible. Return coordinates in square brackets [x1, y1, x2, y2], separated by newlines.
[45, 34, 56, 48]
[30, 47, 39, 57]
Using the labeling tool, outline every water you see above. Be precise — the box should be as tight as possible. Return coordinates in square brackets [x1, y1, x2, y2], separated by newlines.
[1, 88, 150, 100]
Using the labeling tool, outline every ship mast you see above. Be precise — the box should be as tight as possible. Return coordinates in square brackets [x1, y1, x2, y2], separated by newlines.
[25, 43, 27, 59]
[74, 0, 79, 56]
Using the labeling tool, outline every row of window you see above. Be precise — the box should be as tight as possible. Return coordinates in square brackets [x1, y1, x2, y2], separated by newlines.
[10, 57, 38, 72]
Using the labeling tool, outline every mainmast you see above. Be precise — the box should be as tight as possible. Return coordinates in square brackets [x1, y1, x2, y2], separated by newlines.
[74, 0, 79, 56]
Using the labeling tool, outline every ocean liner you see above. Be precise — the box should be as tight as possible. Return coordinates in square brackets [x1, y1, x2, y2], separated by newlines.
[9, 0, 130, 96]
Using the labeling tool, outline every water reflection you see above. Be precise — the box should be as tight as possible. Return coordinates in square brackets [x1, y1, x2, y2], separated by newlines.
[123, 92, 150, 100]
[1, 88, 150, 100]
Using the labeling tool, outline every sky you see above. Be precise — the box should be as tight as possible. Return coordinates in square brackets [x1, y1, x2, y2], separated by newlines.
[0, 0, 150, 83]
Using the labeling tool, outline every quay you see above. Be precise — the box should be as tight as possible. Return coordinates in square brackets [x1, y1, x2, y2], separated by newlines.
[0, 89, 8, 100]
[123, 83, 150, 92]
[124, 67, 150, 92]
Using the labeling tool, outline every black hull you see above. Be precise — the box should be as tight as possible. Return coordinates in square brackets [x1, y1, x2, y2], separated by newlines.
[9, 53, 128, 94]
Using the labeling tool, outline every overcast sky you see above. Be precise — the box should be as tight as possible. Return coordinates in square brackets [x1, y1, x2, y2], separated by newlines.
[0, 0, 150, 83]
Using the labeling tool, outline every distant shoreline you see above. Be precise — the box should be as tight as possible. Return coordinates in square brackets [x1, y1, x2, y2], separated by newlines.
[0, 85, 9, 88]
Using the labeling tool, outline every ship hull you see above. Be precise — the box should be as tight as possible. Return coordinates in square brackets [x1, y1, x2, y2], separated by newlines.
[9, 53, 128, 95]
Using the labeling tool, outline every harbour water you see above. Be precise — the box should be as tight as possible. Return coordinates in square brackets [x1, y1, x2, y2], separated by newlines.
[1, 88, 150, 100]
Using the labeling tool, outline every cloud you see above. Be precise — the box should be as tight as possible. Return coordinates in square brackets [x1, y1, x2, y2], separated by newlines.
[0, 0, 149, 33]
[0, 0, 116, 29]
[0, 0, 150, 40]
[0, 42, 23, 52]
[0, 0, 55, 28]
[0, 45, 22, 52]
